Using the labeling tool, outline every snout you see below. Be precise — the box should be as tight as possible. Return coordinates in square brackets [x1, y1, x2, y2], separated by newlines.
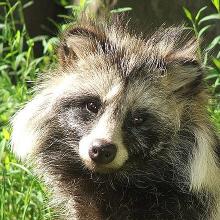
[79, 132, 128, 172]
[89, 139, 117, 164]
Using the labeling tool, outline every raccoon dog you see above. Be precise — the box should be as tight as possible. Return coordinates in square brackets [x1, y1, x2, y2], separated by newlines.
[11, 17, 220, 220]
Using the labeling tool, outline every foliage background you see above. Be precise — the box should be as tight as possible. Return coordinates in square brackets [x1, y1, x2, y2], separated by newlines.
[0, 0, 219, 219]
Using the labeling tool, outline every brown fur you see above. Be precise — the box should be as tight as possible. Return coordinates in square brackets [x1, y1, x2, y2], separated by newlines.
[11, 16, 220, 219]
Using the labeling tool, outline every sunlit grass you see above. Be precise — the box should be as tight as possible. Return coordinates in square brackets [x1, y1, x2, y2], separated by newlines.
[0, 1, 56, 219]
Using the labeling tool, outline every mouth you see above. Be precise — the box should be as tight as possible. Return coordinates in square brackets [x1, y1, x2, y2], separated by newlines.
[86, 166, 131, 187]
[82, 158, 124, 174]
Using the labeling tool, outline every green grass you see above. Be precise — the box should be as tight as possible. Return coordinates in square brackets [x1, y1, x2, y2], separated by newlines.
[0, 1, 56, 219]
[183, 0, 220, 129]
[183, 0, 220, 98]
[0, 0, 219, 220]
[1, 148, 53, 220]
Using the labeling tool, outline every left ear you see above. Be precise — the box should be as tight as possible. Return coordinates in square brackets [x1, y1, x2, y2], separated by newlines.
[58, 24, 106, 68]
[163, 39, 204, 96]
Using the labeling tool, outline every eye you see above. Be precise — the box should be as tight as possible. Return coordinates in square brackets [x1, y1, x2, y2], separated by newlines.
[86, 100, 100, 114]
[132, 116, 145, 126]
[131, 110, 151, 127]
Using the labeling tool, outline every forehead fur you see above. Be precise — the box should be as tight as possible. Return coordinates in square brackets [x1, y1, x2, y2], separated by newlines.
[58, 16, 200, 79]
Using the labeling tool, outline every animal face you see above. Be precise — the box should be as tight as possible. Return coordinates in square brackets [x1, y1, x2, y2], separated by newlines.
[11, 17, 220, 220]
[50, 69, 177, 174]
[11, 17, 205, 187]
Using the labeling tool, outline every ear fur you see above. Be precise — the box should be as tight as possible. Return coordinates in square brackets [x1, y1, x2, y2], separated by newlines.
[152, 27, 204, 96]
[166, 61, 203, 97]
[58, 23, 106, 68]
[59, 22, 203, 95]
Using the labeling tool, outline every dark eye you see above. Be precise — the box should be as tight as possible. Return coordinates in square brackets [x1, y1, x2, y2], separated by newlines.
[86, 100, 100, 114]
[132, 116, 145, 126]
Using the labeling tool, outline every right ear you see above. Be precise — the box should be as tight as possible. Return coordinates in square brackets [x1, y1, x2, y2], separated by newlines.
[58, 25, 106, 68]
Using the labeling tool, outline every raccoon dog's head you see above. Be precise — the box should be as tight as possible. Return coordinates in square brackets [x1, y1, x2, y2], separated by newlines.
[12, 17, 206, 188]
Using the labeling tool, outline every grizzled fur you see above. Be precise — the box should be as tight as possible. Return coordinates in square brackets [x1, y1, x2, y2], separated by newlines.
[12, 16, 220, 220]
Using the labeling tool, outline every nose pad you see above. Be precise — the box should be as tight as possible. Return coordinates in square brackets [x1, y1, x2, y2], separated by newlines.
[89, 139, 117, 164]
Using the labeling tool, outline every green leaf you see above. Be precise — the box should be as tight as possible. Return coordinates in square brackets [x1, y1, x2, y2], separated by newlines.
[195, 6, 207, 21]
[9, 162, 33, 176]
[111, 7, 132, 13]
[198, 25, 212, 38]
[23, 1, 34, 9]
[213, 58, 220, 69]
[65, 5, 80, 10]
[212, 0, 220, 12]
[206, 73, 219, 80]
[6, 1, 20, 18]
[198, 13, 220, 25]
[214, 77, 220, 87]
[79, 0, 86, 7]
[203, 52, 208, 65]
[4, 154, 10, 171]
[2, 128, 10, 140]
[206, 36, 220, 51]
[0, 65, 9, 71]
[0, 2, 7, 6]
[57, 14, 74, 19]
[31, 35, 48, 42]
[183, 7, 193, 21]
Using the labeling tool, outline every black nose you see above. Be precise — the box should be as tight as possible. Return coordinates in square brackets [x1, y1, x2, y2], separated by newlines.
[89, 139, 117, 164]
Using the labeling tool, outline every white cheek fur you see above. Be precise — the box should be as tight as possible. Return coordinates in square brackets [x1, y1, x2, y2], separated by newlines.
[11, 100, 40, 159]
[11, 92, 53, 159]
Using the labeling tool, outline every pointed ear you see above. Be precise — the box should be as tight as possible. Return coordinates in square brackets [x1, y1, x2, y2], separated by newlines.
[163, 39, 204, 96]
[57, 26, 105, 68]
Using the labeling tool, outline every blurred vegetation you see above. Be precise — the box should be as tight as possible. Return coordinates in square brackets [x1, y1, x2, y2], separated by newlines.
[0, 0, 219, 219]
[183, 0, 220, 129]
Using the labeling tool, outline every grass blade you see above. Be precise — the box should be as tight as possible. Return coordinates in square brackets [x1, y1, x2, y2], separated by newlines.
[205, 35, 220, 51]
[111, 7, 132, 13]
[198, 13, 220, 24]
[212, 0, 220, 12]
[183, 7, 193, 21]
[198, 25, 212, 38]
[195, 6, 207, 21]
